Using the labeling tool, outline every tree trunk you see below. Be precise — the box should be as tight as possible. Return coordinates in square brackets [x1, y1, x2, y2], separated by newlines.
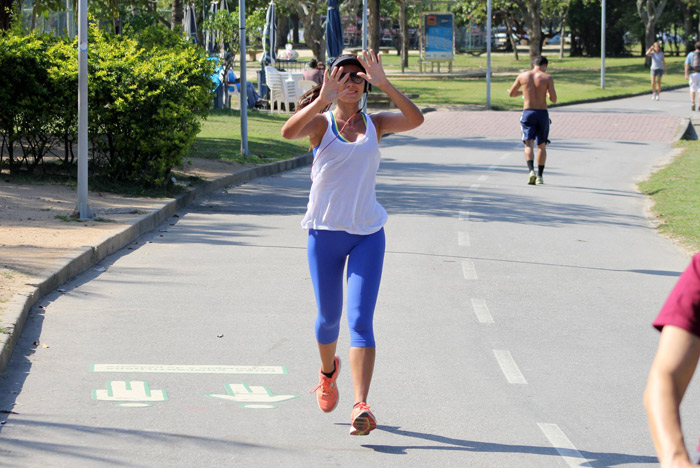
[636, 0, 668, 50]
[196, 6, 204, 46]
[559, 16, 565, 59]
[682, 5, 693, 54]
[505, 12, 519, 61]
[30, 0, 37, 31]
[0, 0, 16, 30]
[276, 14, 290, 54]
[528, 2, 542, 60]
[171, 0, 183, 31]
[368, 0, 380, 53]
[295, 5, 325, 62]
[292, 14, 300, 44]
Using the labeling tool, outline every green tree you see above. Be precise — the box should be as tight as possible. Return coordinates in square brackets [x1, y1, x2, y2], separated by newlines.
[459, 0, 569, 61]
[637, 0, 668, 50]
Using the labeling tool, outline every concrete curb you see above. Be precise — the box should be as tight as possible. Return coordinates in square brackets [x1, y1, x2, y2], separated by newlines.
[0, 153, 312, 376]
[676, 117, 698, 141]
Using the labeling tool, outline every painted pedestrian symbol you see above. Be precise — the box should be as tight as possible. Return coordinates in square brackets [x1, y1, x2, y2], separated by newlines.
[208, 382, 298, 409]
[92, 381, 168, 407]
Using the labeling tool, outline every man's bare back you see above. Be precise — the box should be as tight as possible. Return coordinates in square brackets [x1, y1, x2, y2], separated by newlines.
[509, 64, 557, 110]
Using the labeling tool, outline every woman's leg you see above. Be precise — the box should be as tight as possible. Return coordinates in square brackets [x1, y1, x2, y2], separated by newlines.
[350, 347, 376, 404]
[345, 228, 385, 404]
[308, 230, 350, 371]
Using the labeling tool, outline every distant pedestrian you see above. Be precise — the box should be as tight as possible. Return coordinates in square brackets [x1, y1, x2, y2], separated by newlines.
[646, 42, 666, 101]
[684, 41, 700, 111]
[644, 253, 700, 467]
[280, 50, 423, 436]
[508, 55, 557, 185]
[303, 58, 324, 85]
[225, 69, 264, 109]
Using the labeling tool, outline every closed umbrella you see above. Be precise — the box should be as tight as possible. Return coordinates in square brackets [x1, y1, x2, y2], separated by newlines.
[184, 3, 198, 44]
[325, 0, 343, 61]
[205, 0, 217, 54]
[261, 1, 276, 65]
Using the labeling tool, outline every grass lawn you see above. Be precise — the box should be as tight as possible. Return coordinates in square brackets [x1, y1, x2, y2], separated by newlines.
[638, 142, 700, 252]
[190, 108, 310, 164]
[382, 55, 688, 110]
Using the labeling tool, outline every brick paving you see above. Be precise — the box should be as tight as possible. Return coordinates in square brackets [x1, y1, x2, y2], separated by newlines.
[405, 110, 683, 143]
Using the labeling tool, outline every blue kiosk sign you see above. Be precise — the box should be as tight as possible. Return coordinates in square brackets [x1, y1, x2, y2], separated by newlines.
[422, 13, 454, 61]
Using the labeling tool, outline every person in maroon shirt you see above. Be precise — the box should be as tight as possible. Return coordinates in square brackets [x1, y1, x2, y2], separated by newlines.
[303, 59, 324, 85]
[645, 253, 700, 467]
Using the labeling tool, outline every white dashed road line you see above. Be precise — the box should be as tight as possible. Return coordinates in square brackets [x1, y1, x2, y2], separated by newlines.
[493, 349, 527, 384]
[471, 298, 494, 324]
[461, 260, 478, 280]
[458, 231, 470, 247]
[537, 423, 588, 468]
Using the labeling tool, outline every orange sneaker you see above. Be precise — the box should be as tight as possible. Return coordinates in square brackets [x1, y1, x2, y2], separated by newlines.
[349, 402, 377, 435]
[311, 356, 340, 413]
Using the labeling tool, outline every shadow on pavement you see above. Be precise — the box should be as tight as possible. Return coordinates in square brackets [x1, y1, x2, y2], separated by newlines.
[356, 425, 657, 467]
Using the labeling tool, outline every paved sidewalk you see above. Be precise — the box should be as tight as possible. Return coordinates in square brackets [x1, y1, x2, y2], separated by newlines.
[0, 155, 311, 375]
[0, 88, 695, 376]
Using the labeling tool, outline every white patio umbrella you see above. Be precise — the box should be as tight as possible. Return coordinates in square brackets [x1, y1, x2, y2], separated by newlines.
[184, 3, 198, 44]
[261, 1, 276, 65]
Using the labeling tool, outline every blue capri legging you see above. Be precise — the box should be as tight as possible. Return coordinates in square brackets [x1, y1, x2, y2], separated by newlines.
[308, 228, 385, 348]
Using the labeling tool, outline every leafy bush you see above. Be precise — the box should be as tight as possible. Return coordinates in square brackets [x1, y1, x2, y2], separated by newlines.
[0, 25, 215, 188]
[0, 33, 56, 172]
[88, 25, 215, 187]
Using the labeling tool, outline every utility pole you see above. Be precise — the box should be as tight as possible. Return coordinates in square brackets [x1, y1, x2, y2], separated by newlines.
[486, 0, 492, 109]
[239, 0, 250, 156]
[601, 0, 606, 89]
[73, 0, 93, 219]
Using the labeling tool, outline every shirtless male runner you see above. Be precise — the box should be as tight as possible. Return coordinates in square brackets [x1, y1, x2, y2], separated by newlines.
[508, 55, 557, 185]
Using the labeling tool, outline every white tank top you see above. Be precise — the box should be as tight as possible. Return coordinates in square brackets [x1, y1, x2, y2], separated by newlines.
[301, 111, 387, 235]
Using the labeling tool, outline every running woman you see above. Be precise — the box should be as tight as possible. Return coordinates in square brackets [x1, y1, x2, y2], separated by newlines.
[281, 50, 423, 435]
[508, 55, 557, 185]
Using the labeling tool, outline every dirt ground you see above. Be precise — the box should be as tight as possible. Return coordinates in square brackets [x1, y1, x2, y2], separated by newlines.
[0, 158, 247, 317]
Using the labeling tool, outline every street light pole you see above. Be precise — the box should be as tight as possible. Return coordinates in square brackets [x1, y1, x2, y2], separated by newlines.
[362, 0, 368, 51]
[486, 0, 492, 110]
[74, 0, 93, 219]
[601, 0, 606, 89]
[239, 0, 250, 156]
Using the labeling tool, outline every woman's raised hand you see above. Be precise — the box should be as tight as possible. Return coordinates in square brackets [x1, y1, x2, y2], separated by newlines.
[357, 49, 388, 89]
[319, 66, 351, 104]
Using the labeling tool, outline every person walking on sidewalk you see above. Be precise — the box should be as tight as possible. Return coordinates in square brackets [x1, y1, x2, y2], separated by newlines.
[646, 42, 666, 101]
[685, 42, 700, 111]
[645, 253, 700, 467]
[508, 55, 557, 185]
[281, 50, 423, 435]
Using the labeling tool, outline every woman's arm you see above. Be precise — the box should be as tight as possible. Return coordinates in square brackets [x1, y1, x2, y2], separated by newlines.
[281, 68, 351, 145]
[357, 50, 424, 138]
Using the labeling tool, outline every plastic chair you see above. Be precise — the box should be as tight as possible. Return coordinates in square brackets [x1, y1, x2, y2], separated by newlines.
[225, 69, 241, 108]
[264, 66, 288, 112]
[284, 77, 302, 112]
[298, 79, 317, 93]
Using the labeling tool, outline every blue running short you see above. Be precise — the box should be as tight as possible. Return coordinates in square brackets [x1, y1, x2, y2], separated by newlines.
[520, 109, 551, 146]
[307, 228, 385, 348]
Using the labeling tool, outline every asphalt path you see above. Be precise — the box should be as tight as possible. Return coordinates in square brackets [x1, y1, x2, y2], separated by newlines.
[0, 89, 697, 467]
